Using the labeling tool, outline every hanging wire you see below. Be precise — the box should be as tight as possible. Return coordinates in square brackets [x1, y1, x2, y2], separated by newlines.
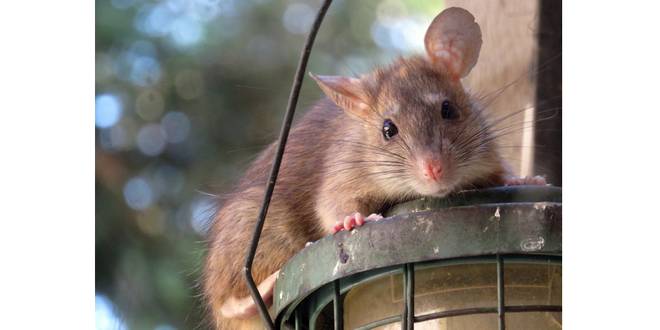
[243, 0, 334, 328]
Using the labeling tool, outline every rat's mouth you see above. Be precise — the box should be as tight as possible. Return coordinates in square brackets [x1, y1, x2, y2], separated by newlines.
[414, 181, 454, 197]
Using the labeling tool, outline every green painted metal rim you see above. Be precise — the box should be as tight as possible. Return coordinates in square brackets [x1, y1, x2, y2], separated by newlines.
[385, 185, 562, 216]
[273, 186, 562, 320]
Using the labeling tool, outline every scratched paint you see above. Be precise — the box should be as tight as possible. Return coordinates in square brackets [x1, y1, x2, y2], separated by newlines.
[521, 236, 545, 251]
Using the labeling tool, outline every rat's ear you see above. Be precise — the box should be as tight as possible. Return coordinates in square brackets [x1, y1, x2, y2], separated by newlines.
[310, 73, 371, 116]
[424, 7, 482, 80]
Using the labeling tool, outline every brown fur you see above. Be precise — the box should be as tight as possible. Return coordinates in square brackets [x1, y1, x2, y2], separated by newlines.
[202, 54, 510, 329]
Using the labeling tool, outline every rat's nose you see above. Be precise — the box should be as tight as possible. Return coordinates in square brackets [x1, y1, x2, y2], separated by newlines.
[421, 159, 443, 182]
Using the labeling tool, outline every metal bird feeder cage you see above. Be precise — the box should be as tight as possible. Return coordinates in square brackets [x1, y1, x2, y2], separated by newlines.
[272, 186, 562, 329]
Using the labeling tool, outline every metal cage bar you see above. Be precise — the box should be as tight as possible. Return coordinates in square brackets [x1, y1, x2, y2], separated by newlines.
[497, 254, 506, 330]
[402, 263, 415, 330]
[355, 316, 402, 330]
[414, 305, 562, 323]
[294, 308, 301, 330]
[333, 280, 343, 330]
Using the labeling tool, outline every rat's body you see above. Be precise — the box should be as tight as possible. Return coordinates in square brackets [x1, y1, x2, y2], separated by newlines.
[202, 8, 544, 329]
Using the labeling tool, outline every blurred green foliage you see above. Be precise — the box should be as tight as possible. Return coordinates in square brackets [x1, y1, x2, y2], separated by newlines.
[95, 0, 442, 329]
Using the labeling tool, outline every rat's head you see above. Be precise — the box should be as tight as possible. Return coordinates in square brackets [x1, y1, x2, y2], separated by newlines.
[312, 7, 501, 197]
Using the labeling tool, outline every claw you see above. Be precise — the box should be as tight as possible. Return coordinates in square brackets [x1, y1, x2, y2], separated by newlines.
[504, 175, 547, 186]
[365, 213, 384, 222]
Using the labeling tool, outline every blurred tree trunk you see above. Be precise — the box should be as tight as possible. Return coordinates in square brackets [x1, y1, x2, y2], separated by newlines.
[534, 0, 562, 186]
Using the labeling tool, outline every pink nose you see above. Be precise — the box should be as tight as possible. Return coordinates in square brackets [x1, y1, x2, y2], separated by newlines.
[422, 159, 443, 182]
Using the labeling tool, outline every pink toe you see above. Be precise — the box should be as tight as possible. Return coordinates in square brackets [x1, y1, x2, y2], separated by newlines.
[346, 216, 357, 231]
[355, 212, 365, 226]
[332, 221, 344, 233]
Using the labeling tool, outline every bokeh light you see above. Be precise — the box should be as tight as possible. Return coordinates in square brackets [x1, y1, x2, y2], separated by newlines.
[161, 111, 191, 143]
[135, 3, 176, 37]
[170, 16, 203, 47]
[133, 0, 222, 49]
[129, 55, 162, 87]
[135, 89, 165, 121]
[136, 123, 167, 156]
[370, 0, 428, 54]
[95, 94, 123, 128]
[123, 176, 156, 210]
[96, 294, 128, 330]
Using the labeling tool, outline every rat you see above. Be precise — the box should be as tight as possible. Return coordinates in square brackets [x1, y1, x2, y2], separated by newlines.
[202, 7, 545, 330]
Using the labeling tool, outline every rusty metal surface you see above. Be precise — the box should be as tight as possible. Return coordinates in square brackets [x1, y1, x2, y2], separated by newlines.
[273, 186, 562, 317]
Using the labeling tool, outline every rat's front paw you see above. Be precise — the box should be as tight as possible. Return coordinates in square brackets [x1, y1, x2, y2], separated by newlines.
[332, 212, 383, 234]
[504, 175, 547, 186]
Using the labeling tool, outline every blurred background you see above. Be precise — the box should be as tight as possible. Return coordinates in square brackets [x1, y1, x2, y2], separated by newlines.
[96, 0, 559, 329]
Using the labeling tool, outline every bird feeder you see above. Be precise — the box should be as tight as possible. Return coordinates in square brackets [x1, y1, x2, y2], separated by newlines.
[272, 186, 561, 329]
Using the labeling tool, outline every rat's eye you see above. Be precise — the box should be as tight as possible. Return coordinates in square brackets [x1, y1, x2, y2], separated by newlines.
[441, 100, 459, 120]
[382, 119, 398, 140]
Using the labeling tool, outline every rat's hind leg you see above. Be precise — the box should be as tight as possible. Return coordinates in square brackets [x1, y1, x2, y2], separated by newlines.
[219, 270, 279, 319]
[332, 212, 384, 233]
[504, 175, 547, 186]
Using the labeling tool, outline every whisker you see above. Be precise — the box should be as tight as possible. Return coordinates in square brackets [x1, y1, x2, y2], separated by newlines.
[477, 52, 562, 106]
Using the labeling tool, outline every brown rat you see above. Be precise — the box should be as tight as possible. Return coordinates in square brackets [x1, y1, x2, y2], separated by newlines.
[202, 7, 545, 329]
